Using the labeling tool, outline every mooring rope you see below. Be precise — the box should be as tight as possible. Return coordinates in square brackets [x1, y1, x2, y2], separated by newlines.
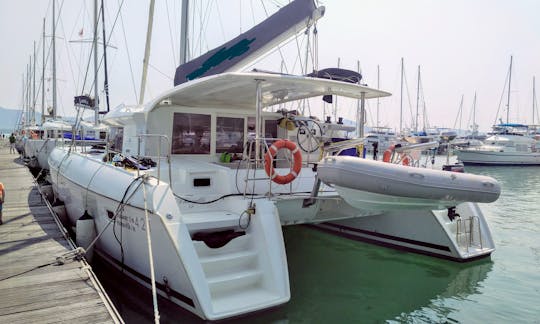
[141, 174, 160, 323]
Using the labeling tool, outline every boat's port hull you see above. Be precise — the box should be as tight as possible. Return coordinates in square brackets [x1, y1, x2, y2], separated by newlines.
[313, 202, 495, 262]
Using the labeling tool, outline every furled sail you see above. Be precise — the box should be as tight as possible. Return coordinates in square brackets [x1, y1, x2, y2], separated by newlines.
[174, 0, 325, 86]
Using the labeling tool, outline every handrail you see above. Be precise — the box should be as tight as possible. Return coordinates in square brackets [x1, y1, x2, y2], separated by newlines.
[137, 134, 171, 185]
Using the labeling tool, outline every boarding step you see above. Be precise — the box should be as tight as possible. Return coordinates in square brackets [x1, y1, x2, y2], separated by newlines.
[200, 250, 258, 277]
[183, 210, 241, 231]
[456, 216, 482, 248]
[211, 289, 283, 314]
[193, 234, 251, 256]
[207, 269, 263, 298]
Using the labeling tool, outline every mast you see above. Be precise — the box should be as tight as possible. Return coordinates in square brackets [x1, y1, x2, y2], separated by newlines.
[93, 0, 99, 125]
[457, 94, 463, 131]
[506, 55, 513, 123]
[52, 0, 57, 119]
[334, 57, 340, 122]
[472, 92, 477, 139]
[41, 18, 45, 124]
[415, 65, 420, 133]
[399, 57, 404, 135]
[179, 0, 189, 65]
[533, 77, 536, 124]
[139, 0, 156, 105]
[376, 65, 380, 128]
[101, 0, 110, 113]
[356, 60, 362, 137]
[26, 62, 29, 127]
[32, 41, 36, 125]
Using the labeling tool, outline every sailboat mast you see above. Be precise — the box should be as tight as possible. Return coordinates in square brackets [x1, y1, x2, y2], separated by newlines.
[26, 63, 29, 127]
[41, 18, 45, 124]
[52, 0, 57, 119]
[472, 92, 477, 140]
[376, 65, 380, 128]
[139, 0, 156, 105]
[101, 0, 110, 113]
[93, 0, 99, 125]
[32, 41, 36, 125]
[400, 57, 403, 135]
[533, 76, 536, 124]
[356, 60, 364, 138]
[415, 65, 420, 133]
[179, 0, 189, 65]
[506, 55, 513, 123]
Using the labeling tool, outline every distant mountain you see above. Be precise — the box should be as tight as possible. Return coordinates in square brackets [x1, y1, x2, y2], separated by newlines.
[0, 107, 42, 131]
[0, 107, 21, 131]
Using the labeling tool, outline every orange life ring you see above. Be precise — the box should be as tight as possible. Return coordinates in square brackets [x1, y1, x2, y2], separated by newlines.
[264, 139, 302, 184]
[382, 145, 395, 162]
[401, 155, 411, 166]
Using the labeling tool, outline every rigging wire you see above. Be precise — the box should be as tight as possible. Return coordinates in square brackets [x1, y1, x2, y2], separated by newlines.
[148, 62, 174, 81]
[117, 0, 138, 102]
[493, 66, 510, 126]
[165, 0, 178, 67]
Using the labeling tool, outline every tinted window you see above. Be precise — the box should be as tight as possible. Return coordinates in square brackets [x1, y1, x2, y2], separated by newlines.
[216, 117, 244, 153]
[172, 112, 211, 154]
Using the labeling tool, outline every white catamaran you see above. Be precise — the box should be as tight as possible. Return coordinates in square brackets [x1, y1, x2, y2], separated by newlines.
[48, 0, 501, 320]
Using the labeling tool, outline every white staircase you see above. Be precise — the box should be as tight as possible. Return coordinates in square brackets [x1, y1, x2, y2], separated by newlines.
[185, 210, 286, 315]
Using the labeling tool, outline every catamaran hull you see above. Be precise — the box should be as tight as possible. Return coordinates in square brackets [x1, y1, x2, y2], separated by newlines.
[456, 150, 540, 165]
[24, 139, 60, 170]
[314, 202, 495, 262]
[48, 148, 290, 320]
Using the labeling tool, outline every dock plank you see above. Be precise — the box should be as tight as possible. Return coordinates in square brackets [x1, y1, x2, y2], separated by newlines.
[0, 146, 122, 323]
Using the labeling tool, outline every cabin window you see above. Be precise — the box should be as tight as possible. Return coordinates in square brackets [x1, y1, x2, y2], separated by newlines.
[246, 117, 278, 140]
[216, 117, 244, 153]
[172, 112, 211, 154]
[85, 130, 96, 140]
[264, 119, 278, 139]
[109, 127, 124, 152]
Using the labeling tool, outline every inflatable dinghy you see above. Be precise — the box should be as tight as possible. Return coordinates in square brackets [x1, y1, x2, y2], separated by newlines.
[317, 156, 501, 211]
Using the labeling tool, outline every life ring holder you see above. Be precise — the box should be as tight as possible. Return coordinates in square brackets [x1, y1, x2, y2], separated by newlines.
[264, 139, 302, 184]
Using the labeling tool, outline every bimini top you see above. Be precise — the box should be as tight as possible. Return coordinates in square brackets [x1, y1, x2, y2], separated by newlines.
[144, 71, 391, 113]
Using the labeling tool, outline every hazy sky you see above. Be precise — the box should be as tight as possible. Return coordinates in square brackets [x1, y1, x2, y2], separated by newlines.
[1, 0, 539, 132]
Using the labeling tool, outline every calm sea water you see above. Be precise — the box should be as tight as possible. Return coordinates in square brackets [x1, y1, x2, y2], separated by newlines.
[93, 157, 540, 323]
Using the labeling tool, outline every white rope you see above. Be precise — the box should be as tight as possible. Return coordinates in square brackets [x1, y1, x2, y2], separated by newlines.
[142, 175, 160, 324]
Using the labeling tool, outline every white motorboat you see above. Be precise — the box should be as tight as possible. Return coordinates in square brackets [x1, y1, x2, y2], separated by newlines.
[317, 155, 500, 212]
[456, 123, 540, 165]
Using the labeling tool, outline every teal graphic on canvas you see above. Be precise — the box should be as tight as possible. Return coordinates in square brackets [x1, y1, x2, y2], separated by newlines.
[186, 38, 256, 80]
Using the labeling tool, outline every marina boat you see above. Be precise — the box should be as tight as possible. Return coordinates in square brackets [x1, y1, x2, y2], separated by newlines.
[456, 56, 540, 165]
[314, 142, 500, 262]
[364, 126, 398, 156]
[24, 119, 71, 171]
[49, 71, 391, 320]
[456, 123, 540, 165]
[47, 1, 501, 320]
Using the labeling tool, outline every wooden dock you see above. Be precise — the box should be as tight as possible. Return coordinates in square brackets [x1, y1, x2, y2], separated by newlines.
[0, 144, 123, 323]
